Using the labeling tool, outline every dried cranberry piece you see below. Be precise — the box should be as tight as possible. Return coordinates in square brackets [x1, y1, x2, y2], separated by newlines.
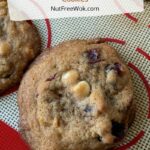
[46, 73, 57, 81]
[114, 63, 122, 75]
[111, 121, 125, 138]
[85, 49, 101, 64]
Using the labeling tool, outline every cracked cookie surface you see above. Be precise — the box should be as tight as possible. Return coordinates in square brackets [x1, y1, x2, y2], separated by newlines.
[18, 39, 134, 150]
[0, 16, 41, 94]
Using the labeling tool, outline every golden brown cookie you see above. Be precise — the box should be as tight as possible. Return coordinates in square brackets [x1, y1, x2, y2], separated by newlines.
[18, 39, 134, 150]
[0, 16, 41, 94]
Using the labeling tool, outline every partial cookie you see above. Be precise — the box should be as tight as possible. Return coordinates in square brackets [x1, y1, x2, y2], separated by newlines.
[18, 39, 134, 150]
[0, 0, 7, 16]
[0, 16, 41, 94]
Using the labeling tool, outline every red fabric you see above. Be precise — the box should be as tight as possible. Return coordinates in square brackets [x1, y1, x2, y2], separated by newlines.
[115, 131, 144, 150]
[0, 120, 30, 150]
[128, 63, 150, 119]
[124, 13, 138, 23]
[136, 47, 150, 61]
[102, 38, 126, 45]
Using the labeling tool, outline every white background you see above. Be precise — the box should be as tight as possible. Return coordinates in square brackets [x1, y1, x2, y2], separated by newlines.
[7, 0, 144, 21]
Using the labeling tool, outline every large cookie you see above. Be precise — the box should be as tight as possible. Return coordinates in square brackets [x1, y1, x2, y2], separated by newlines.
[18, 39, 134, 150]
[0, 16, 41, 94]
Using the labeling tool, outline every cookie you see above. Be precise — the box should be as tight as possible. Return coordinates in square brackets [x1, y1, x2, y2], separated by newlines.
[18, 39, 134, 150]
[0, 0, 7, 16]
[0, 16, 41, 94]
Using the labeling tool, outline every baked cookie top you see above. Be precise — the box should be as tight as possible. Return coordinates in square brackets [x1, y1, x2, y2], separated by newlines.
[18, 39, 134, 150]
[0, 16, 41, 94]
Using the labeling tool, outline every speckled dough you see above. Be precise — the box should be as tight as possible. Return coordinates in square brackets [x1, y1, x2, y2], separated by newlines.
[0, 16, 41, 94]
[18, 39, 135, 150]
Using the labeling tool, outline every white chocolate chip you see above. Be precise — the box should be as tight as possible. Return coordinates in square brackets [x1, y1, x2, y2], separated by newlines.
[62, 70, 79, 86]
[72, 81, 90, 99]
[0, 41, 11, 56]
[106, 70, 117, 84]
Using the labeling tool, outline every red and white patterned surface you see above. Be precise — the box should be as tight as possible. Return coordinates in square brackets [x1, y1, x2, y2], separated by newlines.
[0, 1, 150, 150]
